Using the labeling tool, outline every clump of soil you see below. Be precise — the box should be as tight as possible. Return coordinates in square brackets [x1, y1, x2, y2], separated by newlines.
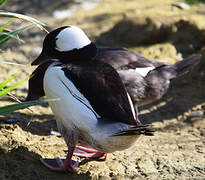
[97, 17, 205, 55]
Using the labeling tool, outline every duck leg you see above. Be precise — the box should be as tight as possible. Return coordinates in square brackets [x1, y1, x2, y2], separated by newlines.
[74, 142, 107, 160]
[40, 146, 79, 173]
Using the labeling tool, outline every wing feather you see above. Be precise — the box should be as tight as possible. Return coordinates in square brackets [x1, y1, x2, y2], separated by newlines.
[61, 60, 137, 125]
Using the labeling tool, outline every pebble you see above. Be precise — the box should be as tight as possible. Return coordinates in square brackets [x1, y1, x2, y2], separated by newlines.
[190, 111, 204, 117]
[172, 2, 190, 10]
[50, 130, 61, 137]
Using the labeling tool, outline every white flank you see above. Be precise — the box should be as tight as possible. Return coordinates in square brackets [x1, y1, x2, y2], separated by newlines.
[55, 26, 91, 52]
[135, 67, 155, 77]
[43, 62, 99, 133]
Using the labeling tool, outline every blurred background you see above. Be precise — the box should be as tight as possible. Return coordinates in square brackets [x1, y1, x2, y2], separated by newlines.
[0, 0, 205, 180]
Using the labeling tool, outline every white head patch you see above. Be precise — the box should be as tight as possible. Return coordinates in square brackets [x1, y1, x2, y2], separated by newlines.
[55, 26, 91, 52]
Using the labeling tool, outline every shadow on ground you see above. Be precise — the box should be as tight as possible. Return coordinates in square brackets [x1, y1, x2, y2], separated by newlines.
[0, 113, 57, 136]
[96, 17, 205, 56]
[0, 146, 92, 180]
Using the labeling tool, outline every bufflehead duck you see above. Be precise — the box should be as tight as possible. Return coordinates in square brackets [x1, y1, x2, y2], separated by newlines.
[27, 33, 201, 108]
[96, 49, 201, 106]
[30, 26, 153, 173]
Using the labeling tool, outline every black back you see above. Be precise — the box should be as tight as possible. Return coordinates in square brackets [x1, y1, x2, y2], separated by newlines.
[97, 48, 156, 69]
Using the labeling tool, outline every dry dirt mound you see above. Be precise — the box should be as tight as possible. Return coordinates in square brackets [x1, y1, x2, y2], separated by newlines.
[97, 17, 205, 55]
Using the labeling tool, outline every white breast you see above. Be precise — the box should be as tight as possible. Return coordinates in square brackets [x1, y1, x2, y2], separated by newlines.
[43, 62, 99, 133]
[43, 62, 140, 153]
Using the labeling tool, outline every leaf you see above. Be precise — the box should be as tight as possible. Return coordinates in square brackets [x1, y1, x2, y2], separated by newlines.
[0, 74, 16, 91]
[0, 24, 34, 46]
[0, 75, 30, 97]
[0, 0, 6, 6]
[0, 11, 48, 33]
[0, 20, 13, 33]
[0, 98, 60, 115]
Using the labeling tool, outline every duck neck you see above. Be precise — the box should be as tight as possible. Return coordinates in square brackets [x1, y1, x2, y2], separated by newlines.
[54, 42, 97, 63]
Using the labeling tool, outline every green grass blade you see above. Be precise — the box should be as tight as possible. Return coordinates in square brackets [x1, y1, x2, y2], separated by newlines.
[0, 32, 23, 42]
[0, 11, 48, 33]
[0, 75, 30, 97]
[0, 0, 6, 6]
[0, 24, 34, 46]
[0, 20, 13, 33]
[0, 98, 60, 115]
[0, 74, 17, 91]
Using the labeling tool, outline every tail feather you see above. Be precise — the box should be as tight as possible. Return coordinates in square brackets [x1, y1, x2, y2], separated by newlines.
[173, 54, 201, 77]
[157, 54, 201, 80]
[112, 124, 154, 137]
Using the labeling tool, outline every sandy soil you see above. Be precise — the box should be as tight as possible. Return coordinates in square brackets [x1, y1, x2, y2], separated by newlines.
[0, 0, 205, 179]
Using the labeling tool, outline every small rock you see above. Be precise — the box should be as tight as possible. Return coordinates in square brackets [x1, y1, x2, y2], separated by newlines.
[50, 130, 61, 137]
[177, 52, 183, 58]
[195, 145, 205, 153]
[190, 111, 204, 117]
[172, 2, 190, 10]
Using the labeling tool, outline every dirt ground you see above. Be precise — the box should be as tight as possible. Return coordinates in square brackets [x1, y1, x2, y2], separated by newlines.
[0, 0, 205, 179]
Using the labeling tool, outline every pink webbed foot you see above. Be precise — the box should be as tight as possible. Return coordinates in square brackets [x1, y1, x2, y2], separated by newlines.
[40, 146, 78, 173]
[40, 157, 79, 173]
[74, 145, 107, 160]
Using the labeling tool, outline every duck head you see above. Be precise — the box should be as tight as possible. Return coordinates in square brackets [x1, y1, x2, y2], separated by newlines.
[31, 26, 97, 65]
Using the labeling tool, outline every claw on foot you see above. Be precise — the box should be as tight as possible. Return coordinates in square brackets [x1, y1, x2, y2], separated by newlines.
[40, 146, 78, 173]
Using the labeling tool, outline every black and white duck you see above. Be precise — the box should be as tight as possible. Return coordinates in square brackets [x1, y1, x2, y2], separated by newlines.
[29, 26, 153, 173]
[26, 28, 201, 108]
[96, 48, 201, 107]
